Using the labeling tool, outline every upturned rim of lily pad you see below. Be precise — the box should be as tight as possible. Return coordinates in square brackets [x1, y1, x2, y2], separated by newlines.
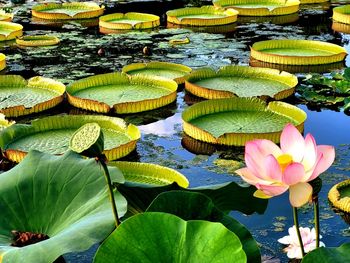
[182, 97, 306, 146]
[333, 5, 350, 25]
[99, 12, 160, 30]
[250, 39, 347, 65]
[66, 72, 178, 114]
[122, 61, 192, 84]
[184, 66, 297, 100]
[108, 161, 190, 188]
[31, 2, 105, 20]
[332, 20, 350, 34]
[0, 21, 23, 41]
[300, 0, 329, 3]
[16, 35, 60, 47]
[0, 115, 141, 163]
[166, 6, 238, 26]
[328, 179, 350, 213]
[0, 75, 65, 117]
[212, 0, 300, 16]
[0, 10, 13, 22]
[0, 53, 5, 71]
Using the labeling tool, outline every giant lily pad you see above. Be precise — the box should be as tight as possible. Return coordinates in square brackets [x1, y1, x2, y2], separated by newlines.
[0, 10, 13, 22]
[182, 97, 306, 146]
[0, 53, 5, 71]
[213, 0, 300, 16]
[166, 6, 238, 26]
[108, 161, 189, 188]
[333, 5, 350, 25]
[32, 2, 105, 20]
[93, 212, 246, 263]
[0, 21, 23, 41]
[0, 150, 127, 263]
[0, 115, 140, 162]
[66, 72, 178, 114]
[146, 191, 260, 263]
[122, 62, 192, 84]
[99, 13, 160, 30]
[328, 179, 350, 213]
[251, 39, 347, 65]
[301, 243, 350, 263]
[0, 75, 65, 117]
[185, 66, 297, 100]
[16, 35, 60, 47]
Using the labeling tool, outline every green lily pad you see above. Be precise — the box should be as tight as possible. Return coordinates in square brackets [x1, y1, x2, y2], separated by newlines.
[146, 191, 260, 263]
[0, 150, 127, 263]
[99, 13, 160, 30]
[185, 66, 297, 100]
[66, 72, 178, 114]
[0, 75, 65, 117]
[0, 21, 23, 41]
[0, 115, 140, 162]
[16, 35, 60, 47]
[93, 212, 246, 263]
[182, 97, 306, 146]
[301, 243, 350, 263]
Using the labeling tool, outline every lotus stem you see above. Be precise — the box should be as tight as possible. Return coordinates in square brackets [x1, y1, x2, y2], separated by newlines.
[100, 158, 120, 228]
[293, 207, 305, 258]
[314, 196, 320, 248]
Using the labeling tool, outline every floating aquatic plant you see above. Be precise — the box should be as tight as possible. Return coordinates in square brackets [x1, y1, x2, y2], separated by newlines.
[0, 10, 13, 22]
[16, 35, 60, 47]
[328, 179, 350, 213]
[0, 21, 23, 41]
[0, 53, 5, 71]
[99, 13, 160, 30]
[333, 5, 350, 25]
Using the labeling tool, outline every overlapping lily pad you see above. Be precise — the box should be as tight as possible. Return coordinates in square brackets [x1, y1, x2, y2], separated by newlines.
[108, 161, 189, 187]
[66, 72, 178, 114]
[328, 179, 350, 213]
[0, 10, 13, 22]
[0, 115, 141, 162]
[31, 2, 105, 20]
[0, 75, 65, 117]
[0, 21, 23, 41]
[251, 39, 347, 65]
[16, 35, 60, 47]
[99, 13, 160, 30]
[122, 62, 192, 84]
[213, 0, 300, 16]
[185, 66, 297, 100]
[0, 53, 5, 71]
[166, 6, 238, 26]
[182, 97, 306, 146]
[0, 113, 14, 131]
[0, 150, 127, 263]
[333, 5, 350, 25]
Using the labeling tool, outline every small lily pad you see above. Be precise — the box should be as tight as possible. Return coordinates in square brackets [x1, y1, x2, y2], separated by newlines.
[0, 53, 5, 71]
[0, 21, 23, 41]
[99, 12, 160, 30]
[16, 35, 60, 47]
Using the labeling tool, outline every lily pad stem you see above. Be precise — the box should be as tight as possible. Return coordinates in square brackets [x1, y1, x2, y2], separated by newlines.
[313, 197, 320, 248]
[293, 206, 305, 258]
[100, 157, 120, 228]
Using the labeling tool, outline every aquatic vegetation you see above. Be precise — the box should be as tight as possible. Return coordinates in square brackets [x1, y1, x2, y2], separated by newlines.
[0, 21, 23, 41]
[301, 243, 350, 262]
[0, 10, 13, 22]
[185, 66, 297, 100]
[166, 6, 238, 26]
[99, 13, 160, 30]
[0, 113, 14, 131]
[328, 179, 350, 213]
[182, 97, 306, 146]
[0, 52, 5, 71]
[251, 39, 347, 65]
[16, 35, 60, 47]
[333, 5, 350, 25]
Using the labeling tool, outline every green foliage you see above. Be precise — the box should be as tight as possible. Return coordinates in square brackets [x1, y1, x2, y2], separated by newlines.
[301, 243, 350, 263]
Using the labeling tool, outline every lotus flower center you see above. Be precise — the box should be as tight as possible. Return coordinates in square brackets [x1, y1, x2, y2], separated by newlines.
[277, 154, 293, 172]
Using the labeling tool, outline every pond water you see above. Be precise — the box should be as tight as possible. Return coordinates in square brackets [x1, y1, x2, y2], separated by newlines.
[1, 0, 350, 262]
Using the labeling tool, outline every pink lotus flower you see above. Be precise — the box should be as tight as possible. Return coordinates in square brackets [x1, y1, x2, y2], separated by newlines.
[235, 124, 335, 207]
[278, 226, 325, 259]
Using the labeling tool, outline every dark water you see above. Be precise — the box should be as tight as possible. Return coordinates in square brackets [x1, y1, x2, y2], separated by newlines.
[1, 0, 350, 262]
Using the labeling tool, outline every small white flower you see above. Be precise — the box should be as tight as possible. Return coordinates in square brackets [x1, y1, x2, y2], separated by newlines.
[278, 226, 325, 259]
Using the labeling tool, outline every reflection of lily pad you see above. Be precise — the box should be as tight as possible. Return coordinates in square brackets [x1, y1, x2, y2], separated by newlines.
[108, 161, 189, 187]
[185, 66, 297, 100]
[0, 115, 140, 162]
[213, 0, 300, 16]
[167, 6, 238, 26]
[32, 2, 105, 20]
[0, 21, 23, 41]
[182, 97, 306, 145]
[122, 62, 192, 84]
[328, 179, 350, 213]
[99, 13, 160, 30]
[251, 39, 347, 65]
[0, 53, 5, 71]
[16, 35, 60, 47]
[67, 72, 177, 114]
[0, 75, 65, 117]
[0, 150, 127, 263]
[333, 5, 350, 25]
[0, 10, 13, 22]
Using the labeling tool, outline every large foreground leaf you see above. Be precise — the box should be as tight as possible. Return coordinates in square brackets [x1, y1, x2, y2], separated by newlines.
[94, 212, 246, 263]
[146, 191, 260, 263]
[301, 243, 350, 263]
[0, 150, 127, 263]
